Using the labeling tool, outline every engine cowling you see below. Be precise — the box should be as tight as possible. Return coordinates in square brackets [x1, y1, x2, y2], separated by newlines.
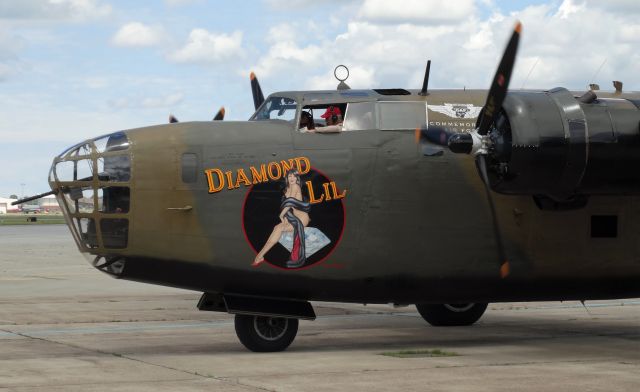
[486, 87, 640, 202]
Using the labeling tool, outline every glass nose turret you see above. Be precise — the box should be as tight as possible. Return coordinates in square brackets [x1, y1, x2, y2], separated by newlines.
[49, 131, 132, 256]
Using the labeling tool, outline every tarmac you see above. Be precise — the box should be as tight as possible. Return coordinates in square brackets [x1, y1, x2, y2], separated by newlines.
[1, 225, 639, 391]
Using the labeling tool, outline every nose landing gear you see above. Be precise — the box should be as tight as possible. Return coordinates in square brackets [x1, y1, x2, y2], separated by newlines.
[415, 303, 488, 326]
[234, 314, 299, 352]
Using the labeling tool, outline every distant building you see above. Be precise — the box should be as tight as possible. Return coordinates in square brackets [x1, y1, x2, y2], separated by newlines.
[0, 195, 62, 214]
[0, 197, 19, 214]
[39, 195, 62, 213]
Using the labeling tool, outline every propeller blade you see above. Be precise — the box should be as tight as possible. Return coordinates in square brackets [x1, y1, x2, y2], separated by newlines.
[169, 114, 179, 123]
[476, 21, 521, 136]
[213, 106, 225, 121]
[477, 155, 509, 278]
[250, 71, 265, 110]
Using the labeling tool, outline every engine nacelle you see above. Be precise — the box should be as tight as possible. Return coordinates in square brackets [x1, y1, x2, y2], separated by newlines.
[488, 88, 640, 201]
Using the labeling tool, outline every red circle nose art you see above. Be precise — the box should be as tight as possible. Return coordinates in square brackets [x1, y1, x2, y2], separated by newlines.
[243, 168, 345, 270]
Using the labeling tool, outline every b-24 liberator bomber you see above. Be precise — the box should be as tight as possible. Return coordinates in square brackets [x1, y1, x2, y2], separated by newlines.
[15, 22, 640, 351]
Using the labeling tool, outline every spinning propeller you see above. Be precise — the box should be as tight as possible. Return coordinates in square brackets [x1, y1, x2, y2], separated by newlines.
[416, 21, 522, 278]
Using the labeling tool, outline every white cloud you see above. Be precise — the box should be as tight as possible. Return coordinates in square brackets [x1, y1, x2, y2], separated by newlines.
[308, 65, 376, 90]
[246, 0, 640, 96]
[0, 0, 112, 21]
[164, 0, 203, 6]
[252, 40, 322, 79]
[142, 92, 184, 108]
[0, 0, 107, 81]
[108, 97, 129, 110]
[358, 0, 475, 24]
[463, 13, 503, 51]
[266, 23, 298, 45]
[83, 76, 109, 89]
[619, 25, 640, 42]
[583, 0, 640, 14]
[0, 63, 13, 81]
[108, 92, 185, 109]
[111, 22, 165, 48]
[556, 0, 584, 19]
[0, 28, 24, 81]
[169, 29, 244, 64]
[264, 0, 342, 9]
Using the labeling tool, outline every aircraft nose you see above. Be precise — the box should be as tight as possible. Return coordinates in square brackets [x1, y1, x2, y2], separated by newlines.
[49, 131, 132, 271]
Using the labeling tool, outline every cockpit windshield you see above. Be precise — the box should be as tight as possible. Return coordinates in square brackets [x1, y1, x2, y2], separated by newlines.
[250, 96, 297, 121]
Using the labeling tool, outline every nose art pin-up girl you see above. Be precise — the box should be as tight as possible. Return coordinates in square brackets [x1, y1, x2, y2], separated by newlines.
[252, 169, 311, 268]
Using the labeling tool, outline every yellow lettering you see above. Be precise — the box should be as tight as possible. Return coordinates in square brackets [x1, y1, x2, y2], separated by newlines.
[225, 171, 238, 189]
[306, 181, 324, 204]
[330, 181, 347, 199]
[322, 182, 332, 201]
[295, 156, 312, 175]
[236, 168, 251, 187]
[249, 164, 267, 184]
[280, 158, 295, 173]
[205, 157, 316, 195]
[205, 169, 225, 193]
[268, 162, 282, 180]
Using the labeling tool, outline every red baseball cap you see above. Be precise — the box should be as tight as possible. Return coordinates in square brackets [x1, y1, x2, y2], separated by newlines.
[320, 106, 341, 118]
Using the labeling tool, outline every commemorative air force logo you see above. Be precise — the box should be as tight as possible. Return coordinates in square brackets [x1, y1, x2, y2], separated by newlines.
[428, 103, 482, 119]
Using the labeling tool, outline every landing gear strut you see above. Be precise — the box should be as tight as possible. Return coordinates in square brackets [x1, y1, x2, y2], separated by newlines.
[416, 303, 488, 326]
[234, 314, 299, 352]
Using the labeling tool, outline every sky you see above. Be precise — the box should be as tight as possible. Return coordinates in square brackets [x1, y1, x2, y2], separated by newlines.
[1, 0, 639, 198]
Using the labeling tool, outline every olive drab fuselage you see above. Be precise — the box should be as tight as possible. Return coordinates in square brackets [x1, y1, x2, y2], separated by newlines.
[49, 88, 640, 304]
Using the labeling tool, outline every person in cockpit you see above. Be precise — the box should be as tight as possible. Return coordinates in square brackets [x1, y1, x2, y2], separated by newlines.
[308, 106, 343, 133]
[298, 111, 315, 132]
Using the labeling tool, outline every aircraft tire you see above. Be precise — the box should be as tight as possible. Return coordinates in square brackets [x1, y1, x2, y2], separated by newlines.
[234, 314, 299, 352]
[415, 303, 488, 326]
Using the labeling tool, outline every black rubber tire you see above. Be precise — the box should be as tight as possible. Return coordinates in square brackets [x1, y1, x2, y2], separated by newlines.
[234, 314, 299, 352]
[415, 303, 488, 326]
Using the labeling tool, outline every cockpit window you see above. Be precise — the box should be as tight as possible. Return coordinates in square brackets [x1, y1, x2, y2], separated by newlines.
[97, 155, 131, 182]
[251, 96, 297, 121]
[94, 132, 130, 153]
[54, 131, 132, 253]
[378, 101, 427, 130]
[343, 102, 376, 131]
[298, 104, 347, 132]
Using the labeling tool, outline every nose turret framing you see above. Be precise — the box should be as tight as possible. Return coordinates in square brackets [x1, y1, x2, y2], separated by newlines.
[49, 131, 132, 274]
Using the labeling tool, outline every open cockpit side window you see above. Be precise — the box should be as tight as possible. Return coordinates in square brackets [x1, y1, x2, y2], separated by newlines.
[298, 102, 377, 132]
[298, 104, 347, 132]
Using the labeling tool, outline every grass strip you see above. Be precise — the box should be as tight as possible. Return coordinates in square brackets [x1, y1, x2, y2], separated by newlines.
[0, 215, 66, 225]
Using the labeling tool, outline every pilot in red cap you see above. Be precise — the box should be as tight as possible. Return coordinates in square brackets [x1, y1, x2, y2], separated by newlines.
[320, 106, 341, 119]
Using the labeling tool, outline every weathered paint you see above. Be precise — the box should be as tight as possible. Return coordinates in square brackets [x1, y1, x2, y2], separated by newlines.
[50, 88, 640, 304]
